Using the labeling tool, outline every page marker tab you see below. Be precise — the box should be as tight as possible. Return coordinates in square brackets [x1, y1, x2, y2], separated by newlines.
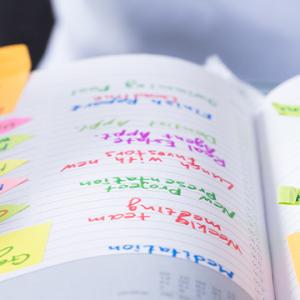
[0, 135, 31, 152]
[0, 44, 31, 115]
[272, 102, 300, 117]
[0, 117, 31, 136]
[0, 223, 51, 274]
[0, 204, 29, 223]
[288, 232, 300, 286]
[0, 159, 28, 176]
[0, 178, 28, 195]
[278, 186, 300, 205]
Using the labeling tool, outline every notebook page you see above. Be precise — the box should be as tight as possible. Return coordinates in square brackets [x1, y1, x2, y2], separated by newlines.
[0, 54, 273, 299]
[257, 76, 300, 300]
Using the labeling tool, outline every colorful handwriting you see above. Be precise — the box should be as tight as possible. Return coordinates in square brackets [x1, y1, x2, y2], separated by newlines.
[106, 150, 234, 190]
[71, 94, 212, 120]
[108, 244, 233, 279]
[272, 102, 300, 117]
[77, 119, 130, 132]
[60, 159, 99, 172]
[71, 97, 137, 112]
[89, 197, 242, 254]
[81, 176, 181, 195]
[149, 120, 216, 145]
[71, 84, 110, 96]
[99, 129, 224, 167]
[89, 211, 150, 222]
[0, 223, 51, 274]
[0, 117, 31, 136]
[124, 79, 217, 107]
[93, 92, 178, 102]
[61, 151, 234, 190]
[288, 232, 300, 286]
[0, 178, 27, 195]
[0, 135, 31, 152]
[0, 204, 29, 223]
[0, 159, 28, 176]
[80, 176, 235, 218]
[278, 186, 300, 205]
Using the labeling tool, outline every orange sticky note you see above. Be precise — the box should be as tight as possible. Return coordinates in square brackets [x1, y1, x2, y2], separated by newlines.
[0, 44, 31, 115]
[288, 232, 300, 286]
[0, 223, 51, 274]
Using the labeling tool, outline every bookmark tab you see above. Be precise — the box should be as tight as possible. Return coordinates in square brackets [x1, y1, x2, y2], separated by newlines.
[272, 102, 300, 117]
[0, 204, 29, 223]
[288, 232, 300, 286]
[278, 186, 300, 205]
[0, 44, 31, 115]
[0, 178, 28, 195]
[0, 223, 51, 274]
[0, 117, 31, 136]
[0, 159, 27, 176]
[0, 135, 31, 152]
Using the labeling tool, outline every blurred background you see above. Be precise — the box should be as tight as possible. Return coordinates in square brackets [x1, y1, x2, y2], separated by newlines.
[1, 0, 300, 88]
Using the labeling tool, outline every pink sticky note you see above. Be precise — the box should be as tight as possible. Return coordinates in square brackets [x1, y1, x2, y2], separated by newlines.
[0, 117, 31, 136]
[0, 178, 28, 195]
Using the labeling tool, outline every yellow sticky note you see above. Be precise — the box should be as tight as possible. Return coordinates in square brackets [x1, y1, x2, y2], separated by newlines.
[0, 44, 31, 115]
[0, 223, 51, 274]
[278, 186, 300, 205]
[0, 204, 29, 223]
[0, 135, 31, 152]
[288, 232, 300, 286]
[0, 159, 27, 176]
[272, 102, 300, 117]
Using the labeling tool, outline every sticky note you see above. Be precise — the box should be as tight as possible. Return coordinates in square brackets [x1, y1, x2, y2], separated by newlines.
[0, 178, 28, 195]
[0, 159, 27, 176]
[0, 44, 31, 115]
[288, 232, 300, 286]
[0, 204, 29, 223]
[0, 117, 31, 136]
[278, 186, 300, 205]
[0, 135, 31, 152]
[272, 102, 300, 117]
[0, 223, 51, 274]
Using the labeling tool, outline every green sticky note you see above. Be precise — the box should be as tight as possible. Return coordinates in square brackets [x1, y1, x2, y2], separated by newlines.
[278, 186, 300, 205]
[272, 102, 300, 117]
[0, 135, 31, 152]
[0, 204, 29, 223]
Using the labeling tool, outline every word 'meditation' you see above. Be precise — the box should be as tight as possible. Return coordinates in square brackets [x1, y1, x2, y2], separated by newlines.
[108, 243, 234, 279]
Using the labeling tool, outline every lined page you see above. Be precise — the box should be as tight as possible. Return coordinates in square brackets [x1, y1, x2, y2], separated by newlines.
[0, 55, 273, 299]
[257, 76, 300, 300]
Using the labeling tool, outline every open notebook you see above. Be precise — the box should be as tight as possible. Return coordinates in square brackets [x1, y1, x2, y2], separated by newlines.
[1, 53, 300, 300]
